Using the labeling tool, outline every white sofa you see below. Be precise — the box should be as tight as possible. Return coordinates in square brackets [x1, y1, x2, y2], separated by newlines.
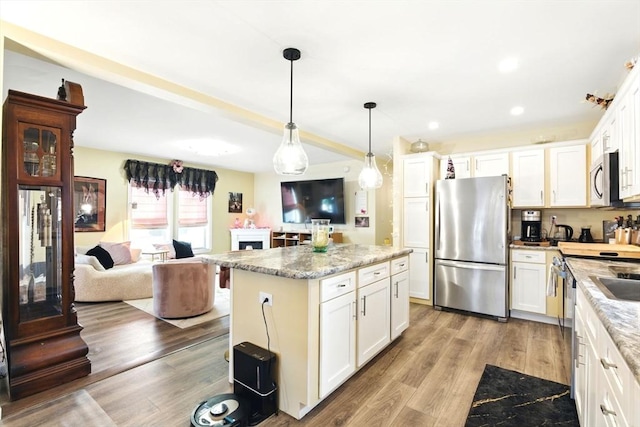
[74, 260, 153, 302]
[74, 244, 153, 302]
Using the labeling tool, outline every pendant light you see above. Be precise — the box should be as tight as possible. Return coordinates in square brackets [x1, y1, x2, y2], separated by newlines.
[358, 102, 383, 190]
[273, 47, 309, 175]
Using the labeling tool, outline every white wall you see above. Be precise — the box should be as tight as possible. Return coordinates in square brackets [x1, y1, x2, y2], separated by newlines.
[254, 159, 382, 245]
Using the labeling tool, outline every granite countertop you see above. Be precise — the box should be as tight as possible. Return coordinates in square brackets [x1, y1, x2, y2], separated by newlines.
[565, 258, 640, 384]
[204, 244, 412, 280]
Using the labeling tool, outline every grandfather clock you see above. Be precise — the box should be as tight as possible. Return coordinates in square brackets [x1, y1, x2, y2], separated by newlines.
[1, 89, 90, 400]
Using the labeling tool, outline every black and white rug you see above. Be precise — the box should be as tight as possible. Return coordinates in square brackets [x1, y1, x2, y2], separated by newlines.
[465, 364, 579, 426]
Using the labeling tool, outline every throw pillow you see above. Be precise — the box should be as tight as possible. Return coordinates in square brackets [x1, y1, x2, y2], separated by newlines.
[100, 241, 132, 265]
[75, 254, 106, 271]
[152, 243, 176, 259]
[173, 239, 194, 259]
[86, 245, 114, 270]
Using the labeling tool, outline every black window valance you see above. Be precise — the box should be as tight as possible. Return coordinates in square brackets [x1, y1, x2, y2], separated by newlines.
[124, 159, 218, 199]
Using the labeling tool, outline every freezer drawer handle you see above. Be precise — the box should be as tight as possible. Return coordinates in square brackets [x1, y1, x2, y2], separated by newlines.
[437, 260, 504, 272]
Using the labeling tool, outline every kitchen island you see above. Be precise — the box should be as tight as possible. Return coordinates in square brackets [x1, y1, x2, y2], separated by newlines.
[205, 243, 412, 419]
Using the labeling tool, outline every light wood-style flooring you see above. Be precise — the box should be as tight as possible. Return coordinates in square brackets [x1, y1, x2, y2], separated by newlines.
[0, 303, 571, 426]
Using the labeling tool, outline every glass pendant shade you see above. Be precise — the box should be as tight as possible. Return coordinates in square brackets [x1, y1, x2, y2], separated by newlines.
[359, 152, 383, 190]
[273, 122, 308, 175]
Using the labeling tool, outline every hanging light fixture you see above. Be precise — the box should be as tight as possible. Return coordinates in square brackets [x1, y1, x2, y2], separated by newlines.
[273, 47, 308, 175]
[358, 102, 383, 190]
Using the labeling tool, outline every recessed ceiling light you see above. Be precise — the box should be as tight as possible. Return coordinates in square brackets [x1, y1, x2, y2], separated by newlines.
[510, 106, 524, 116]
[498, 57, 519, 73]
[428, 121, 439, 130]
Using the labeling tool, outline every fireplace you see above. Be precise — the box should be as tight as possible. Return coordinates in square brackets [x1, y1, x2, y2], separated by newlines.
[230, 229, 271, 251]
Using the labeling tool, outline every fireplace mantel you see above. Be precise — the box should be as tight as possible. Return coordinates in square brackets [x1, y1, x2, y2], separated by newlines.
[230, 228, 271, 251]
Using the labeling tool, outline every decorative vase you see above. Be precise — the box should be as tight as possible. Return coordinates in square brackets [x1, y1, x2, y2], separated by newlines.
[311, 219, 331, 253]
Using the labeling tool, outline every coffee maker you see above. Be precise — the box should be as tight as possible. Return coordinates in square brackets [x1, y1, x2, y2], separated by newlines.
[521, 210, 542, 241]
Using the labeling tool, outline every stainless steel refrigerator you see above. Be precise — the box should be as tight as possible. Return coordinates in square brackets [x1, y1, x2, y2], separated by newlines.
[434, 175, 510, 320]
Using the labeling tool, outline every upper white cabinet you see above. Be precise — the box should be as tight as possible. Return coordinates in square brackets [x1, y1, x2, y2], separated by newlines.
[403, 156, 432, 197]
[438, 152, 509, 179]
[548, 144, 587, 207]
[619, 69, 639, 199]
[473, 152, 510, 177]
[511, 149, 545, 207]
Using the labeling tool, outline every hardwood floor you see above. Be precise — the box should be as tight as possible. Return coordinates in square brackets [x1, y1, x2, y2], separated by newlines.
[0, 304, 572, 426]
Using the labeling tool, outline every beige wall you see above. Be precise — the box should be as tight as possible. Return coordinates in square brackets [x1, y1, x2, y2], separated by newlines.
[253, 158, 393, 246]
[74, 146, 255, 254]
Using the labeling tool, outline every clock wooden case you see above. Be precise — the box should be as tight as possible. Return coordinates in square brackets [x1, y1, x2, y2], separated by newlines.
[1, 89, 90, 400]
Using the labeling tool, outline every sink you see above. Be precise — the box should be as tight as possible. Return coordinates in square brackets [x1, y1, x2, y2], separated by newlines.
[590, 276, 640, 302]
[608, 265, 640, 280]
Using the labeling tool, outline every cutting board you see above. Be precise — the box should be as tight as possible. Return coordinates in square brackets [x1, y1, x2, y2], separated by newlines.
[558, 242, 640, 259]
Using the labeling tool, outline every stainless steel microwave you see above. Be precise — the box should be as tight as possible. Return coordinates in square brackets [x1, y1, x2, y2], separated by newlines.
[590, 151, 640, 208]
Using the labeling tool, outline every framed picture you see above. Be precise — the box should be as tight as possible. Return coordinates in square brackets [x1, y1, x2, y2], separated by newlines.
[355, 216, 369, 228]
[73, 176, 106, 232]
[228, 192, 243, 213]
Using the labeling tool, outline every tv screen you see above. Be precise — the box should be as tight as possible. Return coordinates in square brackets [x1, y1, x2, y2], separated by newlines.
[280, 178, 346, 224]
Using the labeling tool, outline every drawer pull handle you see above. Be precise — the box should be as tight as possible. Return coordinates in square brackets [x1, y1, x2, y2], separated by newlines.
[600, 359, 618, 370]
[338, 283, 346, 288]
[398, 263, 406, 267]
[600, 404, 616, 417]
[373, 271, 382, 276]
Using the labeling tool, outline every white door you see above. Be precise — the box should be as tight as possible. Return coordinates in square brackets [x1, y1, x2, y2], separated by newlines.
[357, 278, 390, 367]
[619, 76, 639, 198]
[473, 152, 509, 177]
[511, 149, 545, 207]
[319, 291, 356, 398]
[408, 248, 429, 299]
[390, 270, 409, 340]
[511, 261, 546, 314]
[403, 197, 429, 248]
[549, 144, 587, 207]
[403, 157, 430, 197]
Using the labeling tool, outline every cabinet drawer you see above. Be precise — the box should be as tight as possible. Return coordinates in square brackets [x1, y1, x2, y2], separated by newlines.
[511, 250, 545, 264]
[391, 256, 409, 275]
[320, 271, 356, 303]
[358, 262, 390, 287]
[599, 327, 631, 415]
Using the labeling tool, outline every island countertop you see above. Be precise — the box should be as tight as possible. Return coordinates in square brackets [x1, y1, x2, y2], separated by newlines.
[204, 244, 413, 280]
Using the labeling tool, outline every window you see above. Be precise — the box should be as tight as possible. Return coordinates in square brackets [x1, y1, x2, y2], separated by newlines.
[128, 185, 211, 252]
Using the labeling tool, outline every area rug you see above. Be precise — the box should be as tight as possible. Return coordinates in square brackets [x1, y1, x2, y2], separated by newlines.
[124, 287, 230, 329]
[465, 364, 579, 427]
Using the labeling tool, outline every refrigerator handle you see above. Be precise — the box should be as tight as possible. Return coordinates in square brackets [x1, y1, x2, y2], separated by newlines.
[435, 196, 441, 250]
[436, 260, 505, 272]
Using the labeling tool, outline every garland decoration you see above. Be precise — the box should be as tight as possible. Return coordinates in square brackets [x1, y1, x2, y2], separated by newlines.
[585, 93, 614, 110]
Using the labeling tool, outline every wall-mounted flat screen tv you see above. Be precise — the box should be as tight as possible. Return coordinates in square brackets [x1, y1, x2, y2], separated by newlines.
[280, 177, 346, 224]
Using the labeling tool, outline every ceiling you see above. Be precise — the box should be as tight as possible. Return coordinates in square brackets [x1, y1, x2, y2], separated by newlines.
[1, 1, 639, 174]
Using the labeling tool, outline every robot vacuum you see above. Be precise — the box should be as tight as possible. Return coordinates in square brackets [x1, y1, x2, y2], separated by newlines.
[190, 393, 250, 427]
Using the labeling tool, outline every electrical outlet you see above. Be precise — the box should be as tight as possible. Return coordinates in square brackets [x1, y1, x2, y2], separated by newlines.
[259, 292, 273, 306]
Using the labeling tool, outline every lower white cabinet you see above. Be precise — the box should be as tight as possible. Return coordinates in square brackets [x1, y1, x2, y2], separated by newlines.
[408, 248, 429, 299]
[391, 270, 410, 340]
[510, 250, 546, 314]
[357, 277, 391, 367]
[319, 290, 356, 398]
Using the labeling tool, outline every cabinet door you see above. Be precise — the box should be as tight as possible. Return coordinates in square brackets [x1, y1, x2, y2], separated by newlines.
[319, 291, 356, 398]
[439, 155, 471, 180]
[511, 149, 545, 207]
[549, 144, 587, 207]
[619, 74, 639, 198]
[591, 127, 603, 163]
[357, 278, 390, 367]
[403, 157, 431, 197]
[390, 270, 409, 340]
[574, 307, 587, 426]
[510, 261, 546, 314]
[408, 248, 429, 299]
[403, 197, 429, 248]
[473, 152, 509, 177]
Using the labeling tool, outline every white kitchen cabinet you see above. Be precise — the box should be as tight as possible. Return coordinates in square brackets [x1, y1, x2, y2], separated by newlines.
[510, 250, 546, 314]
[574, 305, 588, 425]
[319, 290, 356, 398]
[356, 277, 391, 367]
[390, 257, 409, 340]
[439, 155, 471, 179]
[473, 152, 509, 177]
[408, 248, 429, 299]
[619, 69, 639, 199]
[403, 197, 429, 248]
[548, 144, 587, 207]
[403, 156, 432, 197]
[511, 149, 545, 207]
